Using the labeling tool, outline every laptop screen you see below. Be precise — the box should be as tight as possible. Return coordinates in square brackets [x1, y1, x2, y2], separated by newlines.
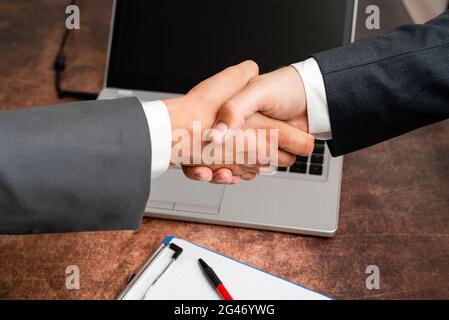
[107, 0, 355, 93]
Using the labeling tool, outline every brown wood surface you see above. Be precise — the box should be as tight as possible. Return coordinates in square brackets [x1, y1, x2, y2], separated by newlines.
[0, 0, 448, 300]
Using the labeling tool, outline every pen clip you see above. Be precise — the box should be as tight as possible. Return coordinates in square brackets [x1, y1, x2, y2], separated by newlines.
[141, 242, 183, 300]
[169, 243, 183, 260]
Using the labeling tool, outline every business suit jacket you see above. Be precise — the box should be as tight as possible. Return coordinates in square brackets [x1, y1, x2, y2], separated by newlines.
[0, 97, 151, 234]
[3, 12, 448, 235]
[313, 10, 449, 156]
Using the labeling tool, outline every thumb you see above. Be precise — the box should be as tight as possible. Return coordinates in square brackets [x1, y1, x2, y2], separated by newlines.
[210, 79, 267, 142]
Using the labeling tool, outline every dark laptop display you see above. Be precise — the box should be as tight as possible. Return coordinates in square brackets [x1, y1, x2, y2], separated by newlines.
[107, 0, 355, 93]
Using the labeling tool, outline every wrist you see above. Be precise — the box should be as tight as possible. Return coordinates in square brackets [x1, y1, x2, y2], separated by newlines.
[164, 98, 180, 134]
[287, 66, 307, 115]
[163, 97, 197, 165]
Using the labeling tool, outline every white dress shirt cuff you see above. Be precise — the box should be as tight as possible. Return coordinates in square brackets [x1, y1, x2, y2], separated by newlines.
[141, 100, 172, 179]
[292, 58, 332, 140]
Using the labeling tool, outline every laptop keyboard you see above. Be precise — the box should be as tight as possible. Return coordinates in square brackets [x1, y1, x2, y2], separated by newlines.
[277, 140, 326, 177]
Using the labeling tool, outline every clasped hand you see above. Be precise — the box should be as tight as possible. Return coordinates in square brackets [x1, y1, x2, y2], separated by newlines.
[164, 60, 311, 184]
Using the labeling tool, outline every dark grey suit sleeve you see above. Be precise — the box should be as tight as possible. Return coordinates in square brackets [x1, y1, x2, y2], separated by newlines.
[0, 97, 151, 234]
[313, 10, 449, 156]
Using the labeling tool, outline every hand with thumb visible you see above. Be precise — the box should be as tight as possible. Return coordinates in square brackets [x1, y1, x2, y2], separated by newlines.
[184, 66, 311, 184]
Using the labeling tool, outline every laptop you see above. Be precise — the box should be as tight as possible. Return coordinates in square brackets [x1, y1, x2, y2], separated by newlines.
[99, 0, 358, 236]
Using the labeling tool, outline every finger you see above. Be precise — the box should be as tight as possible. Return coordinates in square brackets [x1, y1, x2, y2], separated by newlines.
[190, 60, 259, 106]
[259, 166, 277, 175]
[276, 122, 315, 156]
[212, 168, 234, 184]
[257, 150, 293, 171]
[182, 166, 213, 182]
[286, 115, 309, 132]
[211, 79, 266, 142]
[243, 112, 314, 156]
[230, 176, 241, 184]
[277, 150, 296, 167]
[241, 173, 257, 181]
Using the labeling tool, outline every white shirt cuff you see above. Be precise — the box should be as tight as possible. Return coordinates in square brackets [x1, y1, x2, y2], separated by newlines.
[140, 100, 172, 179]
[292, 58, 332, 140]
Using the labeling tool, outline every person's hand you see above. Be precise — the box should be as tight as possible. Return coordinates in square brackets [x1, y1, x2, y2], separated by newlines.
[212, 66, 308, 138]
[183, 66, 309, 183]
[181, 112, 314, 183]
[163, 61, 314, 183]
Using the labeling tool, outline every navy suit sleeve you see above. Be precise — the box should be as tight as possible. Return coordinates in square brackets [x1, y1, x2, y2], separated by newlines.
[313, 10, 449, 156]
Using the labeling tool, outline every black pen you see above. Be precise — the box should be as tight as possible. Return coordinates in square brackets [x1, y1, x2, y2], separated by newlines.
[198, 258, 233, 300]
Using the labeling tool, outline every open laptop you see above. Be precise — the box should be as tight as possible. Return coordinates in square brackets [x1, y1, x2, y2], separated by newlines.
[99, 0, 358, 236]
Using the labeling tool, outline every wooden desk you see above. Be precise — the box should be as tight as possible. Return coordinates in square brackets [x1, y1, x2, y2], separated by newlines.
[0, 0, 448, 299]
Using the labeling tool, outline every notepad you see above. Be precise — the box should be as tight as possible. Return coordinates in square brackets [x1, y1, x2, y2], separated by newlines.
[118, 236, 331, 300]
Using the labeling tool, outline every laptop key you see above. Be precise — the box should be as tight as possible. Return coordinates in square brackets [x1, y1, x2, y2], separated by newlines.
[313, 144, 325, 154]
[296, 156, 309, 163]
[311, 155, 324, 164]
[277, 167, 287, 172]
[315, 140, 325, 145]
[309, 164, 323, 175]
[290, 163, 308, 174]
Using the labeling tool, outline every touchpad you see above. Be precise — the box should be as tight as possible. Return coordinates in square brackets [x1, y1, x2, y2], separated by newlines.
[148, 169, 224, 215]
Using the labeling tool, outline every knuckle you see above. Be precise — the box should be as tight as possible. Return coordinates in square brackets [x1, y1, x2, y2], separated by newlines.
[306, 135, 315, 155]
[293, 135, 315, 155]
[219, 100, 245, 128]
[222, 99, 238, 113]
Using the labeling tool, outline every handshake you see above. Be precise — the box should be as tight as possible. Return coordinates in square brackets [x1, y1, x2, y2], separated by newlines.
[165, 60, 314, 184]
